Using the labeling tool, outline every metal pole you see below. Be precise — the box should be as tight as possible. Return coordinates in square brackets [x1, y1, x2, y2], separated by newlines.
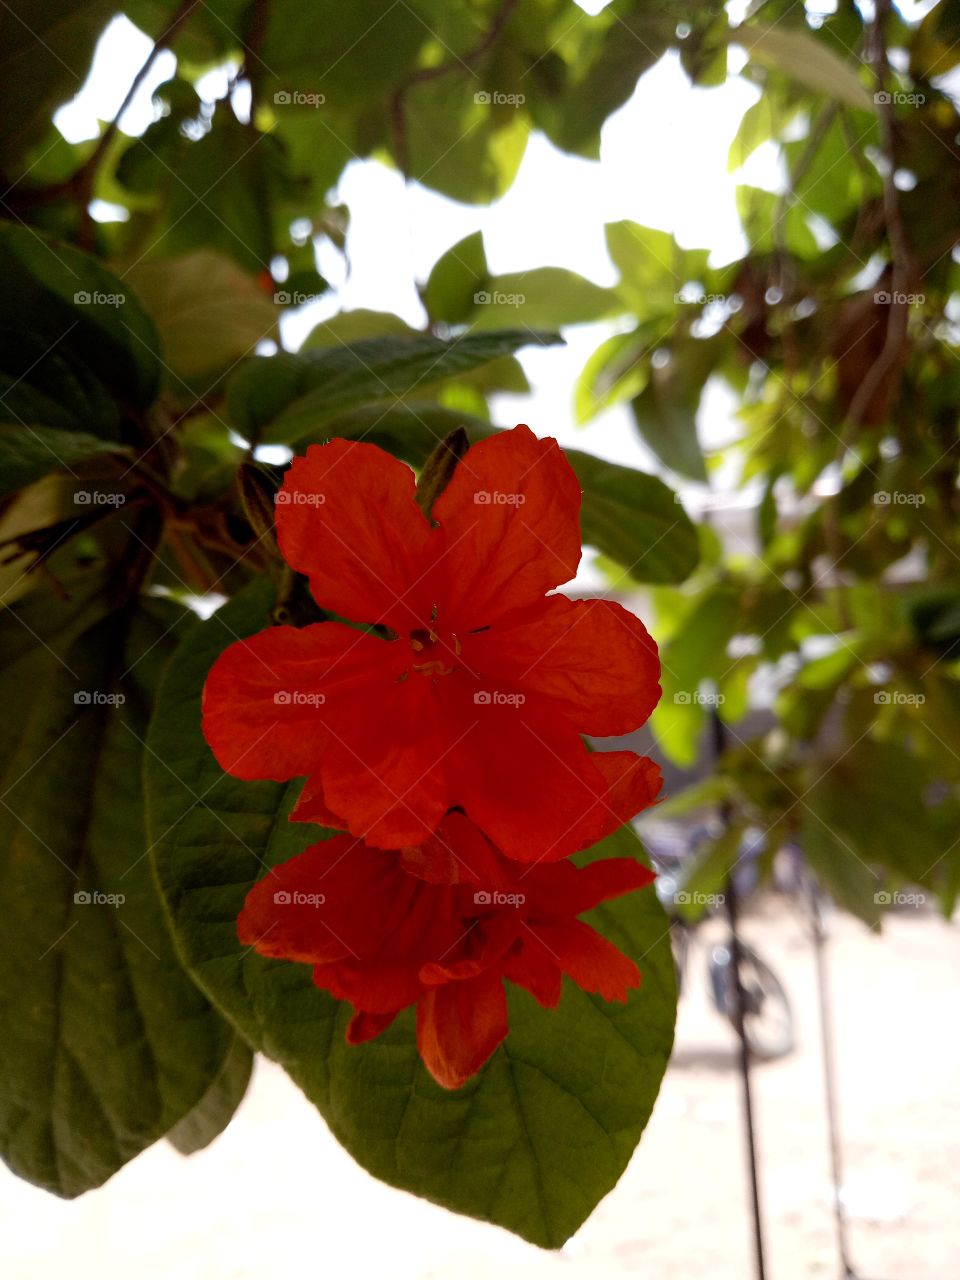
[712, 707, 767, 1280]
[809, 880, 858, 1280]
[725, 870, 768, 1280]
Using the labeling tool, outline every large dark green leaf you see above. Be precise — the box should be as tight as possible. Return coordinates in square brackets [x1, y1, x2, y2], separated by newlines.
[0, 223, 161, 413]
[227, 330, 564, 443]
[145, 579, 676, 1247]
[0, 583, 236, 1196]
[165, 1036, 253, 1156]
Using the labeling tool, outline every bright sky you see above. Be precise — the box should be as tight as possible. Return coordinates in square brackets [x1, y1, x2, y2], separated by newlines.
[55, 14, 783, 492]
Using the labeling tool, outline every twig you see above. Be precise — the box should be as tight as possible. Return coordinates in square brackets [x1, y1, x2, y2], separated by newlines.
[389, 0, 520, 177]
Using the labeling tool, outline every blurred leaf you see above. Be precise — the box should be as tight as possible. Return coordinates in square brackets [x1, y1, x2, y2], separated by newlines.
[0, 1, 111, 165]
[730, 24, 876, 113]
[423, 230, 489, 325]
[466, 267, 622, 329]
[126, 250, 278, 383]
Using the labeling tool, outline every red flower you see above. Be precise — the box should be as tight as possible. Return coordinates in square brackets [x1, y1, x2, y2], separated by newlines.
[237, 812, 656, 1089]
[203, 425, 661, 860]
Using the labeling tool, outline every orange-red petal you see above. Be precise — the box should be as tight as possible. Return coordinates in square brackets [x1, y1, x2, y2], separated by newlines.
[202, 620, 389, 782]
[416, 971, 509, 1089]
[276, 439, 433, 629]
[469, 594, 661, 737]
[430, 425, 582, 630]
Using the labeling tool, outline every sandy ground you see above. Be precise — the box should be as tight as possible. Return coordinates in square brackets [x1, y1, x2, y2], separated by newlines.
[3, 897, 958, 1280]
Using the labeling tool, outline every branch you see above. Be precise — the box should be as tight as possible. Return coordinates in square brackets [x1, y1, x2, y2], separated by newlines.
[389, 0, 520, 178]
[843, 0, 915, 430]
[5, 0, 201, 234]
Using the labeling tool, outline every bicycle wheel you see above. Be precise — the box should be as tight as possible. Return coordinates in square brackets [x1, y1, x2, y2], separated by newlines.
[708, 940, 795, 1060]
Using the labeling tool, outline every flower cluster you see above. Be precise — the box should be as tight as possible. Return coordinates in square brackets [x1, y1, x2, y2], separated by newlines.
[203, 425, 663, 1087]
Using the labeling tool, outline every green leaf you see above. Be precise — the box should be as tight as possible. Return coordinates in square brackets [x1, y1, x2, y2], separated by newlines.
[166, 1037, 253, 1156]
[126, 251, 278, 383]
[0, 587, 235, 1196]
[423, 231, 490, 325]
[467, 267, 622, 330]
[570, 449, 700, 585]
[227, 330, 564, 443]
[146, 581, 676, 1247]
[730, 24, 876, 114]
[0, 1, 111, 165]
[651, 587, 740, 766]
[400, 77, 530, 203]
[0, 223, 161, 412]
[630, 346, 713, 483]
[575, 329, 654, 425]
[0, 424, 130, 500]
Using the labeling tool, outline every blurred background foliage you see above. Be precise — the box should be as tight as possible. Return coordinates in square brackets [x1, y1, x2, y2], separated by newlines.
[2, 0, 960, 1211]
